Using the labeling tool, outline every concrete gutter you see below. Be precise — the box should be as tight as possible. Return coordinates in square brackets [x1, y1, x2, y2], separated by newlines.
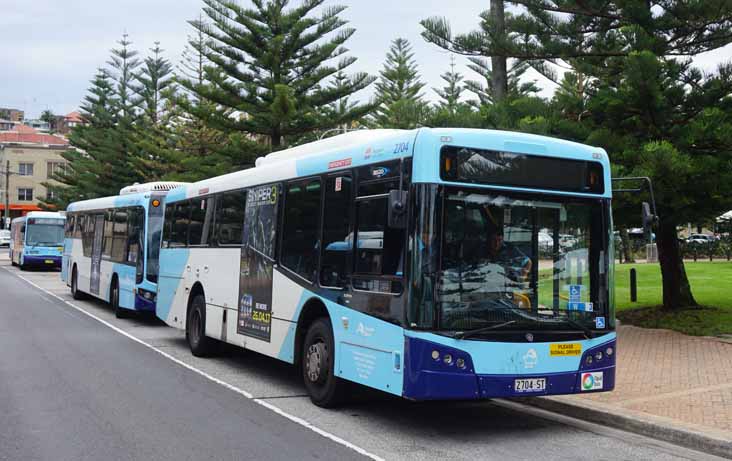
[519, 396, 732, 459]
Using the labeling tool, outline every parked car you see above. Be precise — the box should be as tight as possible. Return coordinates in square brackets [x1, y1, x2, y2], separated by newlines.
[0, 229, 10, 247]
[687, 233, 715, 245]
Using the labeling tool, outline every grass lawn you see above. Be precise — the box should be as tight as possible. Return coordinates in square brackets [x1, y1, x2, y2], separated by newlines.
[614, 261, 732, 336]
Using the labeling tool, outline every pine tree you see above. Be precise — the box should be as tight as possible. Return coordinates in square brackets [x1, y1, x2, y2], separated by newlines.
[106, 34, 144, 188]
[503, 0, 732, 310]
[42, 70, 126, 208]
[132, 42, 180, 180]
[422, 1, 510, 102]
[180, 0, 375, 149]
[373, 38, 428, 129]
[434, 56, 464, 114]
[173, 18, 264, 181]
[463, 58, 540, 108]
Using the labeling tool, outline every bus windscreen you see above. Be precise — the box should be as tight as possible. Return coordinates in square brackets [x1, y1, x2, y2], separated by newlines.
[26, 219, 65, 246]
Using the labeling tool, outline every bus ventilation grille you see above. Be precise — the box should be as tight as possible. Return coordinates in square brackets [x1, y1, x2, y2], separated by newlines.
[119, 182, 188, 195]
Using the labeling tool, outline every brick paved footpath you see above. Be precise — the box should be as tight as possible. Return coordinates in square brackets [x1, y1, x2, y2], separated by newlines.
[554, 325, 732, 438]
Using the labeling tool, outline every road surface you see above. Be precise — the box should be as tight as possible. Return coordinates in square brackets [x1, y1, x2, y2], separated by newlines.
[0, 251, 723, 461]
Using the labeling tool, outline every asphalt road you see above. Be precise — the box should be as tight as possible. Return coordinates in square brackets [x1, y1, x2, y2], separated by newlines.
[0, 250, 724, 461]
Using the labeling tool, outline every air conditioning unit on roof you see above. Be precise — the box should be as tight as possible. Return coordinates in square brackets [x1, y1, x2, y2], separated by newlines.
[119, 181, 187, 195]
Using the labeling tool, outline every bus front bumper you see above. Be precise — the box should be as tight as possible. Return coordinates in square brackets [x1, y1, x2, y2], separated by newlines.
[22, 255, 62, 268]
[403, 336, 616, 400]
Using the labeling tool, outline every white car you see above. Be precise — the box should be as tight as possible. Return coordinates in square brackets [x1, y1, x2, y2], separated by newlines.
[0, 229, 10, 247]
[687, 234, 715, 245]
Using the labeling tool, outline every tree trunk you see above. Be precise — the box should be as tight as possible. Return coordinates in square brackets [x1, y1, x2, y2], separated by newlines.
[656, 219, 697, 310]
[489, 0, 508, 102]
[619, 226, 635, 263]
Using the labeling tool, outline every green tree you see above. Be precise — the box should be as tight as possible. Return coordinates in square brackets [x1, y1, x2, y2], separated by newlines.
[503, 1, 732, 310]
[181, 0, 374, 149]
[106, 34, 144, 187]
[422, 0, 510, 102]
[173, 18, 266, 180]
[132, 42, 180, 180]
[42, 70, 128, 208]
[434, 56, 464, 113]
[373, 38, 428, 129]
[428, 56, 484, 128]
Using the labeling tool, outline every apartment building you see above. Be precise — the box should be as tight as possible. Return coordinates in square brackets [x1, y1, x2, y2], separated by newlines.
[0, 126, 69, 225]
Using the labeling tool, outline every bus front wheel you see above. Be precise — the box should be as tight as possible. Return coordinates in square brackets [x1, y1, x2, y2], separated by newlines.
[71, 266, 84, 300]
[302, 318, 347, 408]
[112, 279, 130, 319]
[187, 293, 216, 357]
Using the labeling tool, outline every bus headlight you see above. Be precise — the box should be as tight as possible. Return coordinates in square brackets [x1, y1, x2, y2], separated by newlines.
[443, 354, 453, 365]
[431, 350, 440, 361]
[606, 347, 614, 356]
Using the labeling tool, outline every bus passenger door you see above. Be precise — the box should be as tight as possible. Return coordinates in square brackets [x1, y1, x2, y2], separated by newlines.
[89, 214, 105, 296]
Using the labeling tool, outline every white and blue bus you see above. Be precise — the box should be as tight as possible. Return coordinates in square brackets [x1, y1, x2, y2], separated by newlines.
[10, 211, 66, 270]
[62, 182, 185, 318]
[156, 128, 616, 407]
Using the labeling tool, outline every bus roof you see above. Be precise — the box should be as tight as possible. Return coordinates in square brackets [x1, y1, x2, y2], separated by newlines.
[12, 211, 65, 224]
[67, 191, 154, 213]
[165, 128, 609, 203]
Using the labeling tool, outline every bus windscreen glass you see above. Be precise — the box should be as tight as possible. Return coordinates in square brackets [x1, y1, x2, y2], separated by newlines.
[441, 146, 604, 194]
[26, 219, 65, 246]
[434, 188, 608, 333]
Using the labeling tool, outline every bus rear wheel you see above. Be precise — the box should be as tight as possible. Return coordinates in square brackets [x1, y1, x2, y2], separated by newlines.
[187, 293, 216, 357]
[302, 318, 347, 408]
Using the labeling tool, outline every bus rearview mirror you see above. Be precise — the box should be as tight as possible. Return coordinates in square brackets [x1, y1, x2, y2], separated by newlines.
[388, 190, 408, 229]
[642, 202, 655, 233]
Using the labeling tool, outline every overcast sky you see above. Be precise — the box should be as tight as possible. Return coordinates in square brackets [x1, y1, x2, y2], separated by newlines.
[3, 0, 731, 119]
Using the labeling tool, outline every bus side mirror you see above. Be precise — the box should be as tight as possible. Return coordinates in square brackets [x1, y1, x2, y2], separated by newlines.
[388, 190, 408, 229]
[642, 202, 655, 233]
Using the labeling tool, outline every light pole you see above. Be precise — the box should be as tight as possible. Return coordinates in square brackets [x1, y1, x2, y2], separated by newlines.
[0, 148, 16, 230]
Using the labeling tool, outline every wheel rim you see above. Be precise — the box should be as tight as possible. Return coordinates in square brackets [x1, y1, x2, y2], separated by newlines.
[305, 339, 328, 384]
[190, 309, 201, 345]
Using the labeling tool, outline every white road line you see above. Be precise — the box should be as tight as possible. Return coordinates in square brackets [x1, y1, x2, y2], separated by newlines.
[5, 268, 385, 461]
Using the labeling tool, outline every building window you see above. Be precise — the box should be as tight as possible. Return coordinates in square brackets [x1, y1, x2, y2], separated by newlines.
[18, 163, 34, 176]
[47, 162, 66, 179]
[18, 188, 33, 201]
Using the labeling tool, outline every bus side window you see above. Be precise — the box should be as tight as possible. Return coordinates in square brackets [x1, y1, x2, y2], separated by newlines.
[81, 214, 93, 257]
[321, 175, 352, 288]
[189, 198, 208, 246]
[127, 207, 144, 263]
[171, 202, 192, 247]
[162, 204, 174, 248]
[354, 197, 405, 276]
[102, 210, 113, 257]
[111, 209, 128, 262]
[215, 190, 246, 246]
[281, 179, 321, 283]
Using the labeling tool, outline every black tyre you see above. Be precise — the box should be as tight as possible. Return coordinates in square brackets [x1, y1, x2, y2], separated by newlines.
[10, 251, 16, 266]
[302, 317, 347, 408]
[111, 279, 130, 319]
[19, 254, 27, 271]
[71, 266, 84, 300]
[186, 293, 216, 357]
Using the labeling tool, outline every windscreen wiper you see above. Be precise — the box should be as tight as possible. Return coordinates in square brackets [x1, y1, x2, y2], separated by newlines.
[454, 320, 517, 340]
[561, 317, 592, 339]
